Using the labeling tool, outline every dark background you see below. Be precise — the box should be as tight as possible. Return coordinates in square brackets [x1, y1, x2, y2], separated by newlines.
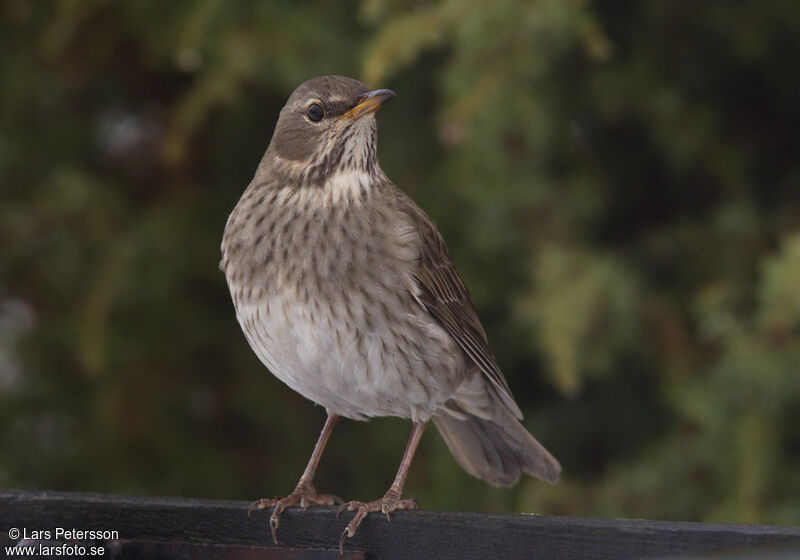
[2, 1, 799, 525]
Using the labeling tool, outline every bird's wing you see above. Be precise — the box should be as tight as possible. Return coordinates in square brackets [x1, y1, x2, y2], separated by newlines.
[397, 194, 523, 419]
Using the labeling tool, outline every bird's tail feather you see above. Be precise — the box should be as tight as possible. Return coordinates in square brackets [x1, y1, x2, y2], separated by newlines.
[433, 405, 561, 487]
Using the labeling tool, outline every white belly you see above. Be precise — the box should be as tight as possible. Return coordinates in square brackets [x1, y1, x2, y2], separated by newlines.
[233, 284, 463, 422]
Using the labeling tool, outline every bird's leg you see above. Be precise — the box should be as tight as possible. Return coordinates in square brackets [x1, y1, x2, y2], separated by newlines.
[249, 412, 342, 544]
[337, 422, 426, 552]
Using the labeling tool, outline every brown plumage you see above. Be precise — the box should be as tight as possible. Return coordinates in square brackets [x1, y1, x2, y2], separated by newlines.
[220, 75, 560, 550]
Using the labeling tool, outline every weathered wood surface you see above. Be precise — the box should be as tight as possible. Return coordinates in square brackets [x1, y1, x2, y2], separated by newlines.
[2, 489, 799, 559]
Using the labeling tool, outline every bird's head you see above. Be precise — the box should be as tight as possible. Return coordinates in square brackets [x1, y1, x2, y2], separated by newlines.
[263, 75, 394, 186]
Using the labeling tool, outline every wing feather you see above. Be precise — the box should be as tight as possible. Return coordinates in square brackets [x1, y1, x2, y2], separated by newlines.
[397, 193, 523, 419]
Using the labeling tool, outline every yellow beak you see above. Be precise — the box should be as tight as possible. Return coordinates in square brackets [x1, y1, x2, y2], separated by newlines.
[342, 89, 395, 120]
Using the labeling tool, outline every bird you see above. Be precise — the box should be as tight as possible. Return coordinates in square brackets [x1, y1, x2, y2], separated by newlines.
[220, 75, 560, 551]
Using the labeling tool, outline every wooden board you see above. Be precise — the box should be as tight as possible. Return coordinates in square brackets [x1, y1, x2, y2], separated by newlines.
[2, 490, 799, 559]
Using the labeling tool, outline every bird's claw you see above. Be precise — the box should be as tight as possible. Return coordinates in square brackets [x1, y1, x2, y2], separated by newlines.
[247, 496, 279, 516]
[248, 483, 342, 544]
[337, 495, 419, 552]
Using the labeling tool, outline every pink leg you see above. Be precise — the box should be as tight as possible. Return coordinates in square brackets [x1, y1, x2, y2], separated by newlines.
[337, 422, 426, 552]
[249, 413, 342, 544]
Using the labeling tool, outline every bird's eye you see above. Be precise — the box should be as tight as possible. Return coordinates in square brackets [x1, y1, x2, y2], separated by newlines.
[307, 103, 324, 122]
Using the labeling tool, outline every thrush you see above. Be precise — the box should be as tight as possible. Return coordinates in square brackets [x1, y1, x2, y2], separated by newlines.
[220, 75, 560, 551]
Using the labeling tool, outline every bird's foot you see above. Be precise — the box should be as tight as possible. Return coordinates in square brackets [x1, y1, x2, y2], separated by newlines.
[336, 490, 419, 552]
[248, 481, 342, 544]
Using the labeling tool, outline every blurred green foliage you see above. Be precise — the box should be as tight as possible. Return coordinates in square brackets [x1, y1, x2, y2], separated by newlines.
[2, 0, 799, 525]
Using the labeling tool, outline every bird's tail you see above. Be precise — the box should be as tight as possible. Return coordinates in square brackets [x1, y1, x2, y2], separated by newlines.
[433, 402, 561, 487]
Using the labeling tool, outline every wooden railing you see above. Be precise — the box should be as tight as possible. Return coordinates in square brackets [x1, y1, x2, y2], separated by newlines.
[2, 489, 800, 559]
